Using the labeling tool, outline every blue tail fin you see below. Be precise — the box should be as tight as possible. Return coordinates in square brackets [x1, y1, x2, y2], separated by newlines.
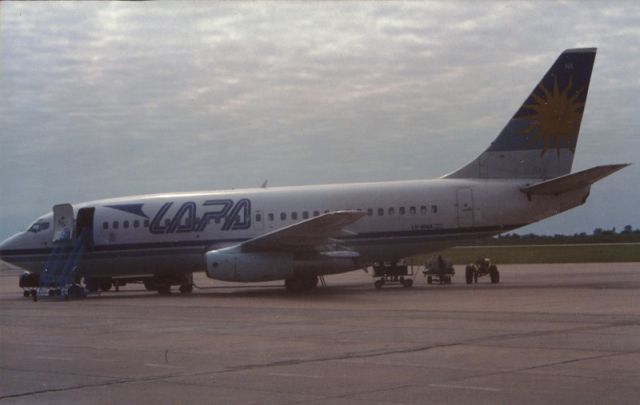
[446, 48, 597, 180]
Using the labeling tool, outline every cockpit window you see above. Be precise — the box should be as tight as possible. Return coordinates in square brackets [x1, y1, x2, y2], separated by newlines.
[27, 220, 50, 233]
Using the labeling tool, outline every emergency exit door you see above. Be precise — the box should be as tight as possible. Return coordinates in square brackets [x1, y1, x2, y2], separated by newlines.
[456, 188, 474, 228]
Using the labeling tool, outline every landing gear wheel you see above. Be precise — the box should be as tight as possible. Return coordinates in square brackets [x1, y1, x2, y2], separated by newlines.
[374, 280, 384, 289]
[402, 279, 413, 288]
[48, 289, 55, 297]
[285, 275, 318, 293]
[23, 290, 30, 298]
[179, 284, 193, 294]
[143, 279, 154, 291]
[427, 276, 433, 284]
[157, 285, 171, 295]
[85, 278, 99, 293]
[100, 279, 112, 292]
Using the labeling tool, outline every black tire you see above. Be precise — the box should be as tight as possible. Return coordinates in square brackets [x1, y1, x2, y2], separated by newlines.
[100, 279, 112, 292]
[285, 275, 318, 293]
[48, 289, 55, 297]
[490, 266, 499, 284]
[374, 280, 383, 289]
[403, 279, 413, 288]
[143, 279, 155, 291]
[157, 285, 171, 294]
[179, 284, 193, 294]
[68, 284, 82, 298]
[85, 278, 99, 293]
[465, 266, 473, 284]
[23, 290, 30, 298]
[427, 276, 432, 284]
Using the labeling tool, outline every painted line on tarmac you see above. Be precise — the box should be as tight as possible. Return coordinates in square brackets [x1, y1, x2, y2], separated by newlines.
[36, 356, 73, 361]
[267, 372, 322, 379]
[144, 363, 182, 369]
[429, 383, 502, 392]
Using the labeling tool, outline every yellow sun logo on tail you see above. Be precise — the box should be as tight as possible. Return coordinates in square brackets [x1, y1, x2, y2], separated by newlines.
[520, 75, 585, 157]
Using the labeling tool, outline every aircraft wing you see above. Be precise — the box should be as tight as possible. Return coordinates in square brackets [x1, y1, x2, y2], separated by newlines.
[521, 164, 629, 196]
[237, 210, 367, 252]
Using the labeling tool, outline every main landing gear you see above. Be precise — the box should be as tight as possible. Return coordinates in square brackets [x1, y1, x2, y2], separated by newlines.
[144, 273, 194, 295]
[284, 274, 319, 293]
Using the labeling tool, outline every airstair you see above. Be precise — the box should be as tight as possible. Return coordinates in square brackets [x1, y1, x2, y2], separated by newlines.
[30, 229, 87, 301]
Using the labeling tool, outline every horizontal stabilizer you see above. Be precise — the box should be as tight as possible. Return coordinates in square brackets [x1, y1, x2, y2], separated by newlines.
[520, 164, 629, 196]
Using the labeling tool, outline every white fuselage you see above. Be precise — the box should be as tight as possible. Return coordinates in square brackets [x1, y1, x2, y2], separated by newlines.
[0, 177, 588, 279]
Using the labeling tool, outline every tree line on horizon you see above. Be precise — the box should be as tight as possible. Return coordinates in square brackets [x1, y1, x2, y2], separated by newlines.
[480, 225, 640, 246]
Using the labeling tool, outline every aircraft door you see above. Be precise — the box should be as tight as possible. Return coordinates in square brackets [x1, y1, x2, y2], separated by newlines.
[76, 207, 95, 251]
[456, 188, 474, 228]
[52, 203, 74, 243]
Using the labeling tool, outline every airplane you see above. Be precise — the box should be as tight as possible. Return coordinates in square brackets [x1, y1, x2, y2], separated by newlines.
[0, 47, 629, 295]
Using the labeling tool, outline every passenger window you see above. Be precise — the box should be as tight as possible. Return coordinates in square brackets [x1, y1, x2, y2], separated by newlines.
[313, 211, 320, 217]
[389, 207, 395, 216]
[113, 221, 119, 230]
[367, 208, 373, 216]
[378, 208, 384, 216]
[302, 211, 309, 219]
[102, 222, 108, 230]
[399, 207, 405, 215]
[123, 220, 129, 229]
[409, 207, 416, 215]
[280, 213, 287, 221]
[431, 205, 438, 213]
[420, 206, 427, 215]
[134, 220, 140, 228]
[268, 213, 274, 221]
[256, 213, 262, 222]
[292, 212, 298, 220]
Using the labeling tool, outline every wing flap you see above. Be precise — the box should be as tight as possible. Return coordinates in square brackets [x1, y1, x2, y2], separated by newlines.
[521, 164, 629, 196]
[239, 210, 366, 252]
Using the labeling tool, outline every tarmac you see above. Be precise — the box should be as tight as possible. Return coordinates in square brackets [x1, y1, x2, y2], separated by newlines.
[1, 262, 639, 404]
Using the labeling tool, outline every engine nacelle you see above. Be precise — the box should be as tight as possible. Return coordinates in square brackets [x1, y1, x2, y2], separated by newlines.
[205, 247, 294, 282]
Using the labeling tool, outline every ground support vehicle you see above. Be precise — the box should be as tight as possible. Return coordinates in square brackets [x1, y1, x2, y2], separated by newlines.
[465, 257, 500, 284]
[423, 256, 455, 284]
[372, 261, 415, 288]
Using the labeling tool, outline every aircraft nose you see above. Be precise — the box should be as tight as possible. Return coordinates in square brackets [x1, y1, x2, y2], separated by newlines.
[0, 232, 26, 261]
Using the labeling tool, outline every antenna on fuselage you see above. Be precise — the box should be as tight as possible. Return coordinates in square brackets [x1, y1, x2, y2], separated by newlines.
[261, 180, 268, 189]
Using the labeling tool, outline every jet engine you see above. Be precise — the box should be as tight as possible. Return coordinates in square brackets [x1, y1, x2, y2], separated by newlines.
[205, 247, 294, 282]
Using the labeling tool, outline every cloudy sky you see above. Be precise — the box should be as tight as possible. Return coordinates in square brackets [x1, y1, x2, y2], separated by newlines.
[1, 1, 638, 240]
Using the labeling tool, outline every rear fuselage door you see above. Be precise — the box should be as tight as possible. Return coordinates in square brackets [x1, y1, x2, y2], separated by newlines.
[52, 203, 74, 243]
[456, 188, 474, 228]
